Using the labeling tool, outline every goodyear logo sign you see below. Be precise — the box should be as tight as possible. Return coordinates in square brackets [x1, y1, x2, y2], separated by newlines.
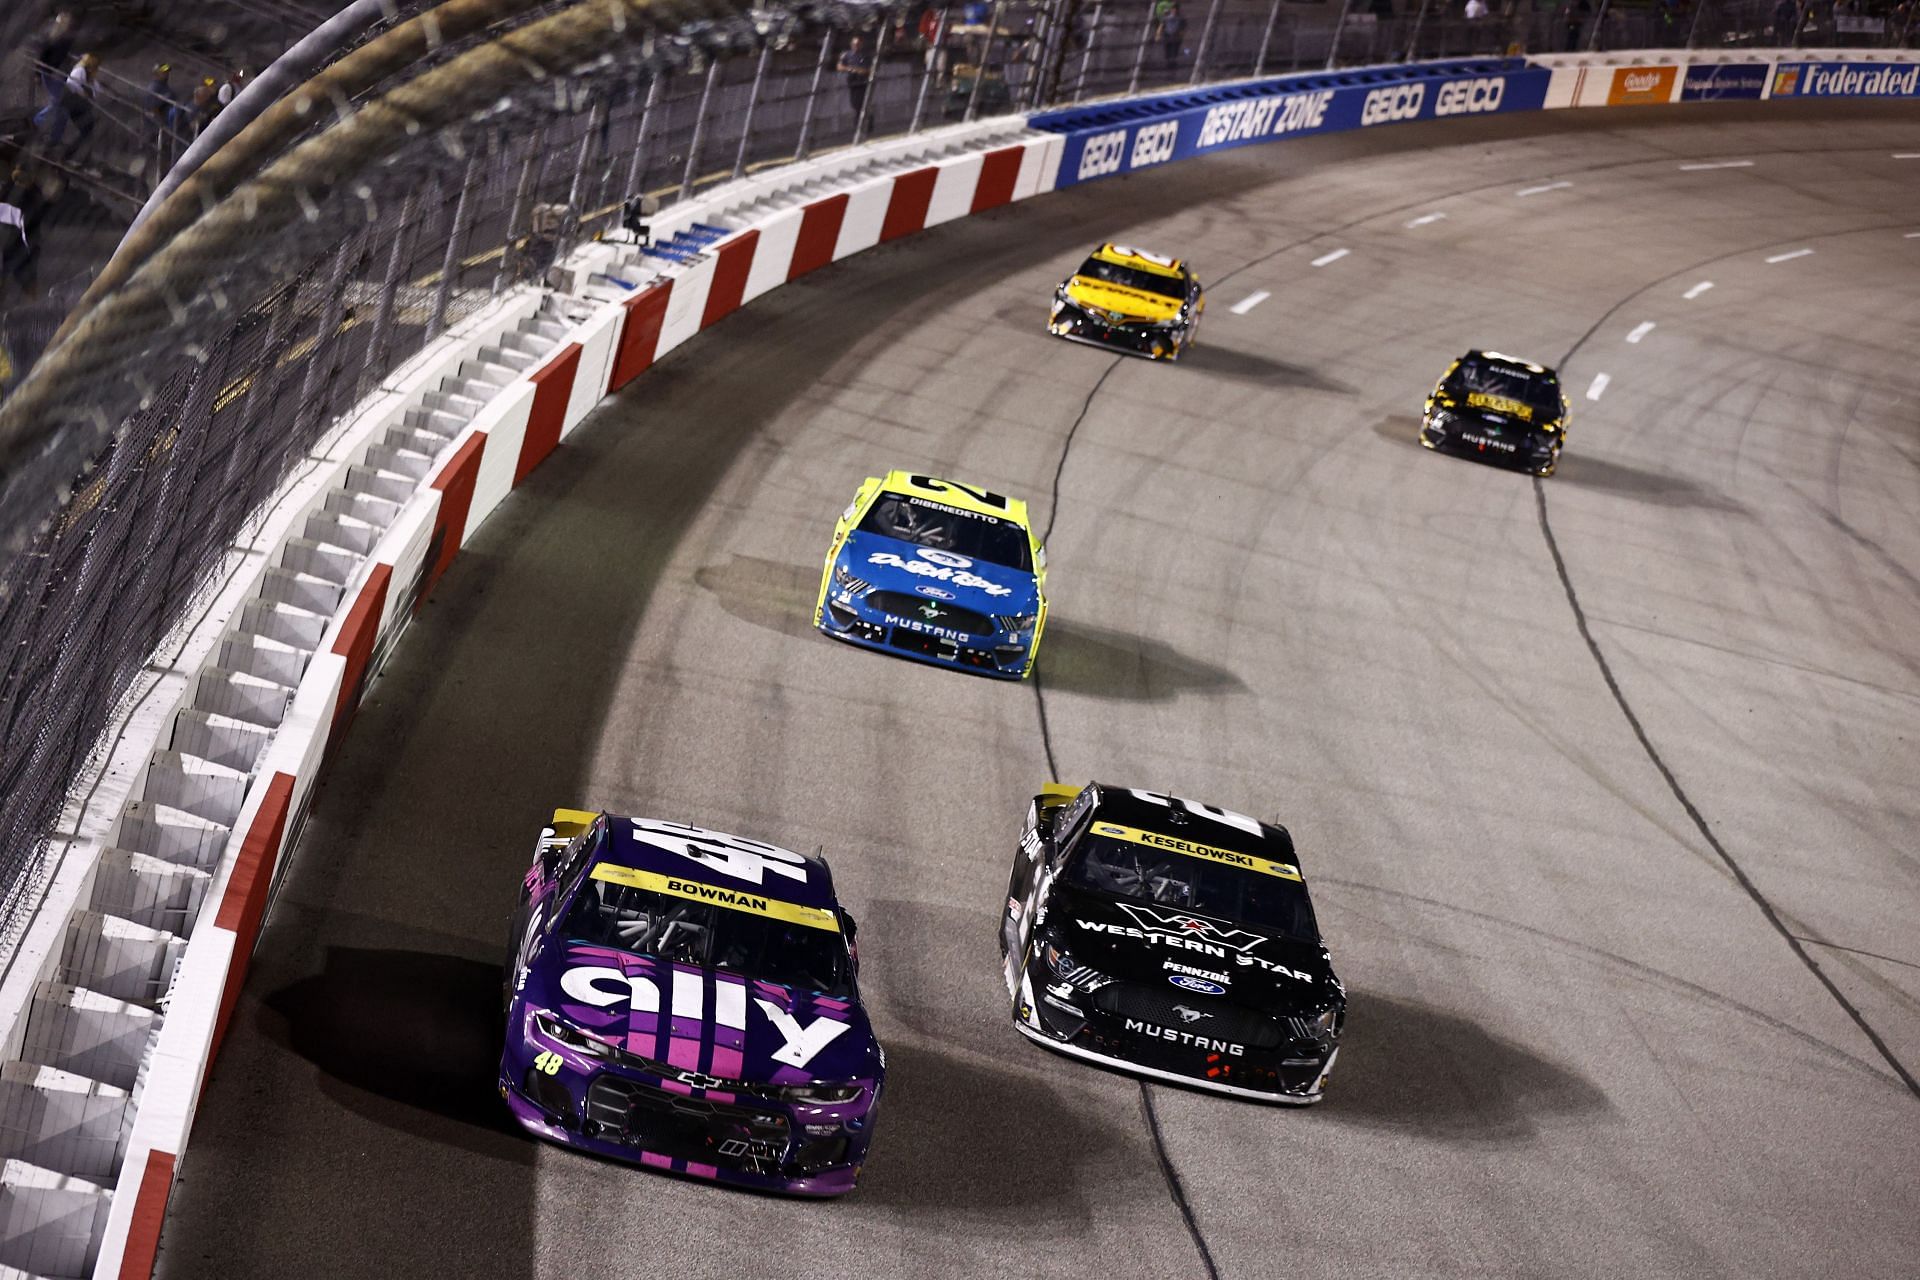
[1042, 61, 1549, 188]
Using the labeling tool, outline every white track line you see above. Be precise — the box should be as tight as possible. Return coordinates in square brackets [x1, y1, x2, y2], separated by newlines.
[1626, 322, 1656, 344]
[1229, 290, 1271, 315]
[1679, 160, 1755, 170]
[1765, 248, 1814, 264]
[1586, 373, 1611, 401]
[1683, 281, 1714, 299]
[1404, 212, 1447, 228]
[1310, 248, 1350, 267]
[1907, 232, 1920, 239]
[1895, 153, 1920, 159]
[1516, 181, 1573, 197]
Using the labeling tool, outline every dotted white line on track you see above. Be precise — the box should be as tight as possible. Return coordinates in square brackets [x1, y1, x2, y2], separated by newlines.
[1683, 281, 1714, 299]
[1679, 160, 1755, 170]
[1310, 248, 1350, 267]
[1765, 248, 1814, 264]
[1907, 231, 1920, 238]
[1626, 322, 1656, 344]
[1516, 181, 1573, 196]
[1405, 212, 1447, 228]
[1895, 153, 1920, 159]
[1229, 290, 1271, 314]
[1586, 373, 1612, 401]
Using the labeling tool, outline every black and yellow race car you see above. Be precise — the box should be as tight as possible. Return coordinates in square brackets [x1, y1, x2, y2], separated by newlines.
[1047, 243, 1204, 361]
[1419, 350, 1570, 476]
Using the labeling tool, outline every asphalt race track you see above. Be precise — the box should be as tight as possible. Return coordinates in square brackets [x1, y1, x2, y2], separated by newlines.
[159, 103, 1920, 1279]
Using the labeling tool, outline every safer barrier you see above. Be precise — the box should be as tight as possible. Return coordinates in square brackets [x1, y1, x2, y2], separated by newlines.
[14, 44, 1917, 1279]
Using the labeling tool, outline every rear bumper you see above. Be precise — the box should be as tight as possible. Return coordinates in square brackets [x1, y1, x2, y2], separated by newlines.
[1013, 1019, 1333, 1105]
[1048, 304, 1187, 360]
[819, 597, 1034, 679]
[499, 1072, 864, 1196]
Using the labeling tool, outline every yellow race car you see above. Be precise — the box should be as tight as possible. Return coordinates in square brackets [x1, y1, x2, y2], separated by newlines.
[814, 471, 1048, 678]
[1047, 243, 1205, 361]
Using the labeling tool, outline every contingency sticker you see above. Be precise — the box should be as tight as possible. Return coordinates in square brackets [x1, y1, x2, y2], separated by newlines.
[591, 863, 841, 931]
[1465, 391, 1533, 420]
[1091, 822, 1302, 881]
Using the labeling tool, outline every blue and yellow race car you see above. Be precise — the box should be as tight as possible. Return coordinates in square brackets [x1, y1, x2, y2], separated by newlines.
[814, 471, 1047, 679]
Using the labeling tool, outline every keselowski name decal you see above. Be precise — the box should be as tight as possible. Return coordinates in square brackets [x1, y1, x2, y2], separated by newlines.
[590, 863, 841, 932]
[1091, 822, 1302, 881]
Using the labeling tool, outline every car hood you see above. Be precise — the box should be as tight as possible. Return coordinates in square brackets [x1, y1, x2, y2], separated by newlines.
[528, 943, 880, 1086]
[1045, 886, 1339, 1015]
[1062, 275, 1184, 323]
[840, 529, 1038, 613]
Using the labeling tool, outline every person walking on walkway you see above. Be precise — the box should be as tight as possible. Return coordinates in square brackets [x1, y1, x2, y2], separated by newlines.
[839, 34, 875, 118]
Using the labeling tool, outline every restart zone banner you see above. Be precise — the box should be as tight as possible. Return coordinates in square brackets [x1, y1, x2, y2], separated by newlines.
[1769, 62, 1920, 98]
[1034, 59, 1550, 189]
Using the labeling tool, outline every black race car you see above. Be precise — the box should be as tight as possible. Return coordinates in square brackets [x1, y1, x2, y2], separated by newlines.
[1000, 782, 1345, 1104]
[1419, 350, 1569, 476]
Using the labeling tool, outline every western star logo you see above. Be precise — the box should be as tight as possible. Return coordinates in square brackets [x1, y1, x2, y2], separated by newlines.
[1116, 902, 1267, 953]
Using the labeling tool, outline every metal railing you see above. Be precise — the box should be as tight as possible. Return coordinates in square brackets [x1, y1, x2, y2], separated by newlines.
[0, 0, 1911, 962]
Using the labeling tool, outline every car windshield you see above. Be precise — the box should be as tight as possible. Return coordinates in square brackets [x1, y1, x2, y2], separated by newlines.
[1074, 256, 1187, 300]
[1446, 358, 1562, 417]
[1065, 833, 1319, 941]
[858, 494, 1032, 571]
[562, 872, 851, 996]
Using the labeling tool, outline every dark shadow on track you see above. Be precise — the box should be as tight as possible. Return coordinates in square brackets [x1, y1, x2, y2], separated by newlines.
[1554, 454, 1745, 513]
[1179, 342, 1355, 393]
[856, 1039, 1130, 1227]
[694, 554, 819, 641]
[261, 946, 527, 1153]
[1039, 619, 1244, 701]
[1323, 990, 1613, 1141]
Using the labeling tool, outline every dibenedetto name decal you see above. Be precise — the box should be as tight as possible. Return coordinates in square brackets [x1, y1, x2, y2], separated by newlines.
[1054, 65, 1547, 186]
[1771, 62, 1920, 98]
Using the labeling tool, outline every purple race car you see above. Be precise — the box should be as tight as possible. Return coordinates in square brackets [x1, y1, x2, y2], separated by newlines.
[501, 810, 884, 1195]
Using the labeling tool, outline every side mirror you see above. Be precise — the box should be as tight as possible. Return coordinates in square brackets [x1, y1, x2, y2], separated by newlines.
[843, 912, 860, 975]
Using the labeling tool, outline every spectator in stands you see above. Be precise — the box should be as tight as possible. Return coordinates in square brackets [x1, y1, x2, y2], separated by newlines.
[1465, 0, 1490, 18]
[146, 63, 183, 135]
[29, 11, 76, 118]
[839, 34, 874, 118]
[217, 68, 248, 108]
[38, 52, 100, 152]
[191, 76, 221, 136]
[1562, 0, 1591, 48]
[1, 165, 46, 297]
[1156, 0, 1187, 67]
[1773, 0, 1802, 37]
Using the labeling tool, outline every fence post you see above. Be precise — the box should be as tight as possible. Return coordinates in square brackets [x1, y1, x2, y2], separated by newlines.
[911, 5, 953, 131]
[293, 235, 359, 436]
[680, 56, 723, 200]
[1789, 0, 1811, 46]
[1254, 0, 1284, 76]
[624, 73, 663, 198]
[1405, 0, 1434, 59]
[1189, 0, 1226, 83]
[1035, 0, 1078, 108]
[428, 151, 480, 340]
[1684, 0, 1711, 48]
[1074, 1, 1105, 101]
[733, 42, 774, 179]
[559, 96, 604, 259]
[796, 28, 835, 161]
[494, 132, 545, 298]
[366, 192, 417, 377]
[1128, 0, 1155, 93]
[966, 0, 1008, 122]
[1586, 0, 1613, 51]
[854, 18, 891, 144]
[1325, 0, 1355, 69]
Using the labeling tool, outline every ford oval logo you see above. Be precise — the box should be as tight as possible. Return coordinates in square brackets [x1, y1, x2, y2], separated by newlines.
[1168, 974, 1225, 996]
[914, 585, 955, 600]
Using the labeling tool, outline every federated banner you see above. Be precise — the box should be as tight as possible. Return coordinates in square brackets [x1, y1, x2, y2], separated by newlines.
[1034, 59, 1550, 188]
[1770, 62, 1920, 98]
[1681, 62, 1769, 101]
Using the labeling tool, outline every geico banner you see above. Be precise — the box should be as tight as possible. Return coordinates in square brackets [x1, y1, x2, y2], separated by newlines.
[1046, 65, 1549, 188]
[1769, 62, 1920, 98]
